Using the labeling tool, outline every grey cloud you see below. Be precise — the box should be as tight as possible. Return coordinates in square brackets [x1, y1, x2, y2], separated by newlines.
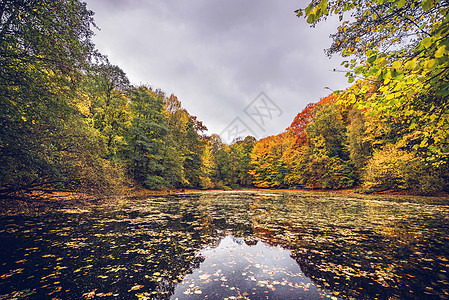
[86, 0, 349, 138]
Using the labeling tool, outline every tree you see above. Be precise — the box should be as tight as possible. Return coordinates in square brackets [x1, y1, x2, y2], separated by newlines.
[0, 0, 99, 196]
[297, 0, 449, 164]
[1, 0, 97, 79]
[182, 121, 204, 188]
[298, 0, 447, 58]
[83, 63, 131, 159]
[124, 86, 168, 189]
[163, 94, 209, 188]
[346, 109, 374, 172]
[306, 104, 349, 161]
[163, 94, 189, 187]
[304, 103, 355, 189]
[239, 136, 257, 186]
[227, 136, 256, 188]
[250, 133, 292, 188]
[363, 144, 448, 194]
[199, 142, 216, 189]
[207, 134, 231, 187]
[288, 94, 336, 145]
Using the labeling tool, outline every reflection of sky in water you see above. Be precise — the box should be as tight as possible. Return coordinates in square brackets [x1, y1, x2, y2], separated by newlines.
[171, 235, 340, 300]
[1, 192, 448, 299]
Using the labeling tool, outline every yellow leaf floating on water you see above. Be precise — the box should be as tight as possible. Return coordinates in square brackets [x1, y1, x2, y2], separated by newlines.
[129, 285, 144, 292]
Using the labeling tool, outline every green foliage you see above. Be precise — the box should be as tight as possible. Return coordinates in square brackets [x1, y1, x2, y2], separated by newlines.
[298, 0, 449, 165]
[304, 104, 355, 189]
[124, 87, 168, 189]
[83, 63, 131, 159]
[362, 145, 448, 194]
[307, 104, 349, 160]
[1, 0, 219, 195]
[207, 134, 231, 187]
[303, 154, 354, 189]
[182, 122, 204, 188]
[3, 0, 447, 196]
[295, 0, 449, 194]
[0, 0, 102, 196]
[347, 109, 372, 172]
[163, 94, 210, 188]
[227, 136, 257, 188]
[346, 108, 393, 182]
[283, 145, 309, 188]
[1, 0, 96, 77]
[205, 135, 256, 189]
[199, 143, 216, 189]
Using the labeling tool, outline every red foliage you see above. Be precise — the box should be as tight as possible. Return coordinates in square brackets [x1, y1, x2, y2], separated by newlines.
[287, 94, 336, 145]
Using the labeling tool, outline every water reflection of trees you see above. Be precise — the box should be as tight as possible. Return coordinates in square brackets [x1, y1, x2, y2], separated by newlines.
[173, 192, 449, 300]
[94, 193, 449, 299]
[2, 192, 446, 299]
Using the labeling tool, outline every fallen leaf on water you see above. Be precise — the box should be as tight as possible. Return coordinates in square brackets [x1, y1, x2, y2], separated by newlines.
[199, 274, 211, 280]
[129, 285, 144, 292]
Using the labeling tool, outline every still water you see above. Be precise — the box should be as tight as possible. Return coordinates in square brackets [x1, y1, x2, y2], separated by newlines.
[0, 191, 448, 299]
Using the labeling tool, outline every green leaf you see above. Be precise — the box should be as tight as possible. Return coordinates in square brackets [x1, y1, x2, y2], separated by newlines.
[392, 61, 402, 69]
[422, 0, 435, 11]
[307, 13, 316, 23]
[320, 0, 328, 11]
[421, 37, 433, 49]
[436, 83, 449, 96]
[367, 55, 377, 64]
[354, 66, 364, 74]
[435, 45, 447, 58]
[305, 4, 313, 15]
[404, 59, 416, 69]
[397, 0, 406, 8]
[376, 57, 388, 67]
[425, 59, 437, 69]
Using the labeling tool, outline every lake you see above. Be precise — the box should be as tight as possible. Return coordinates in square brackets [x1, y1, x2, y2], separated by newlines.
[0, 191, 448, 299]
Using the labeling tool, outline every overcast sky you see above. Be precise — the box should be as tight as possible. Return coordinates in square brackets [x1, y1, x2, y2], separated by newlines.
[85, 0, 350, 143]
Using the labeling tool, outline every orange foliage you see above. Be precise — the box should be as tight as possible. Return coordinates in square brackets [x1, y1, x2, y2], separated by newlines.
[250, 132, 295, 188]
[287, 94, 336, 145]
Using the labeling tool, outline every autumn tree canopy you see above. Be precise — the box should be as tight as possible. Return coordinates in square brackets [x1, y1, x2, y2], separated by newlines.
[1, 0, 447, 197]
[297, 0, 449, 165]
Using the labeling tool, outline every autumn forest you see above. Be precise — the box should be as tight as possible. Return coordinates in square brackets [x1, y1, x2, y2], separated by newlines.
[2, 1, 449, 299]
[1, 0, 449, 199]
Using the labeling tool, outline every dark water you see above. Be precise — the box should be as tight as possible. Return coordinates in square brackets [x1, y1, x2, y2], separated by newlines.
[0, 191, 448, 299]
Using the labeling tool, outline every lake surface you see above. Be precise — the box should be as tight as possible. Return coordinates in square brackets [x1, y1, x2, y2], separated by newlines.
[0, 191, 448, 299]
